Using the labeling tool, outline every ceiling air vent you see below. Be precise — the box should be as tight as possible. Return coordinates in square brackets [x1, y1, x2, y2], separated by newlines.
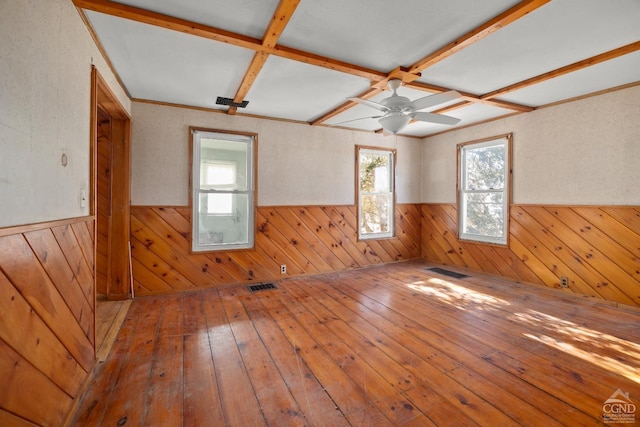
[427, 267, 469, 279]
[248, 282, 277, 293]
[216, 96, 249, 108]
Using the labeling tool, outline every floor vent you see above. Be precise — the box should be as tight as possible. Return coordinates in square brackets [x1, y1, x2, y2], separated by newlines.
[427, 267, 470, 279]
[216, 96, 249, 108]
[248, 282, 277, 293]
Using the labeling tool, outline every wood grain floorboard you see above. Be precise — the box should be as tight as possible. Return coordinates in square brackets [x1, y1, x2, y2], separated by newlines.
[95, 299, 131, 362]
[70, 261, 640, 426]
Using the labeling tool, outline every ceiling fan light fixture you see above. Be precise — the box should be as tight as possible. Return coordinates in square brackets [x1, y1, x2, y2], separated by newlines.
[379, 112, 410, 134]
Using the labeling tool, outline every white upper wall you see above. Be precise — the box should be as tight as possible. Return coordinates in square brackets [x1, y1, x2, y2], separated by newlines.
[0, 0, 130, 228]
[421, 85, 640, 205]
[130, 101, 422, 206]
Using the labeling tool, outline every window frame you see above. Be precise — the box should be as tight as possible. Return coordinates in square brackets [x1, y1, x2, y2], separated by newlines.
[190, 127, 257, 253]
[356, 145, 396, 240]
[457, 134, 512, 246]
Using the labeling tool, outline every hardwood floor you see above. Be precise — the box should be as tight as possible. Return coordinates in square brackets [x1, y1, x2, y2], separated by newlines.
[71, 262, 640, 426]
[95, 298, 132, 363]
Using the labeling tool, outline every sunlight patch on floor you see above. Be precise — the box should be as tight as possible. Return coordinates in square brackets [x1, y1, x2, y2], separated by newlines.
[522, 333, 639, 384]
[408, 277, 510, 311]
[408, 278, 640, 385]
[515, 310, 640, 385]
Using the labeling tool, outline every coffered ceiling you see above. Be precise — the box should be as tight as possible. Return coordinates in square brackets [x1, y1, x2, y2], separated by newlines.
[75, 0, 640, 137]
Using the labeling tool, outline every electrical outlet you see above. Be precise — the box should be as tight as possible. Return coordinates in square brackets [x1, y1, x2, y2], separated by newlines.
[280, 264, 286, 274]
[560, 276, 569, 288]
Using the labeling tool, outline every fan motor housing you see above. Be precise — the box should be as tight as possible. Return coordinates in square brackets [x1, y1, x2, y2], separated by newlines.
[380, 95, 411, 111]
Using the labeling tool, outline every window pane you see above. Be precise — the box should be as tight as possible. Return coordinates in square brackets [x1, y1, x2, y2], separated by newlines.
[203, 193, 233, 215]
[202, 163, 236, 189]
[200, 138, 248, 191]
[465, 145, 505, 190]
[360, 193, 393, 235]
[360, 152, 390, 193]
[462, 192, 504, 238]
[197, 193, 250, 246]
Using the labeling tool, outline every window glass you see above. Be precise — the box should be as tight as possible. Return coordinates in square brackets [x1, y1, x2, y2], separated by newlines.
[358, 147, 395, 239]
[458, 135, 511, 245]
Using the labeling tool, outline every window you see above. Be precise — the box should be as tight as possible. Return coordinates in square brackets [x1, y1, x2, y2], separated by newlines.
[191, 128, 255, 252]
[458, 134, 511, 245]
[357, 146, 395, 239]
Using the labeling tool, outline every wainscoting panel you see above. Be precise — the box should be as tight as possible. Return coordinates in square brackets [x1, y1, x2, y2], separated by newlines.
[0, 217, 96, 426]
[421, 204, 640, 308]
[130, 205, 421, 296]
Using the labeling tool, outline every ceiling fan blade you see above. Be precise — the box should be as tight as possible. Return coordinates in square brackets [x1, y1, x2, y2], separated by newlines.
[348, 97, 388, 112]
[409, 90, 461, 111]
[411, 111, 461, 125]
[333, 115, 383, 125]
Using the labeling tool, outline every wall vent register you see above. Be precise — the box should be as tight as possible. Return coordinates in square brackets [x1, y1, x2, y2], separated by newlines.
[427, 267, 470, 279]
[248, 283, 278, 292]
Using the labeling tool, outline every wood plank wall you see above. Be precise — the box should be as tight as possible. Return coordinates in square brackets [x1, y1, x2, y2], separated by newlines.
[130, 204, 421, 296]
[421, 204, 640, 308]
[96, 110, 111, 297]
[0, 217, 96, 426]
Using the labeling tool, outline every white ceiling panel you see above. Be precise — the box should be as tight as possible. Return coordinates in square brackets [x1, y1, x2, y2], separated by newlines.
[86, 11, 255, 108]
[418, 0, 640, 95]
[242, 56, 371, 122]
[108, 0, 280, 39]
[278, 0, 521, 72]
[497, 51, 640, 106]
[402, 121, 453, 137]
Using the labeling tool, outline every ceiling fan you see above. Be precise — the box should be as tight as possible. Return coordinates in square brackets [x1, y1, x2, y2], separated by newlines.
[344, 79, 462, 134]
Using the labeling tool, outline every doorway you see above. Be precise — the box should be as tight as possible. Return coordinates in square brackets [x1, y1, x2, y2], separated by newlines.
[91, 67, 131, 301]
